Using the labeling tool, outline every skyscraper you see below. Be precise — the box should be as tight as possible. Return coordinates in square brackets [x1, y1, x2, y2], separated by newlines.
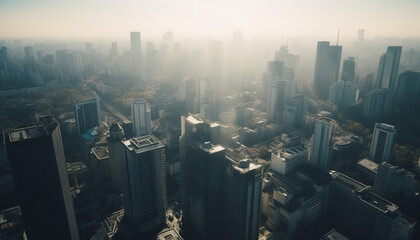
[369, 123, 396, 163]
[358, 29, 365, 41]
[310, 117, 335, 171]
[131, 99, 152, 137]
[313, 41, 342, 100]
[341, 57, 355, 82]
[395, 71, 420, 100]
[223, 158, 262, 240]
[3, 116, 79, 240]
[130, 32, 141, 71]
[267, 79, 289, 123]
[119, 135, 167, 234]
[74, 93, 101, 135]
[107, 122, 125, 193]
[362, 88, 392, 117]
[376, 46, 402, 91]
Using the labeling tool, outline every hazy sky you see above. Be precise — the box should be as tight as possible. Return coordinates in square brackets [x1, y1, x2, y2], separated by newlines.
[1, 0, 419, 40]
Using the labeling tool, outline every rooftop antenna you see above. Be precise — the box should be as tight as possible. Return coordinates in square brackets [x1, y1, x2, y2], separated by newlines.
[336, 29, 340, 46]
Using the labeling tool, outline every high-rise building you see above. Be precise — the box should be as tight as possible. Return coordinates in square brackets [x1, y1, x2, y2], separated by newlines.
[341, 57, 355, 82]
[223, 158, 262, 240]
[267, 79, 289, 123]
[74, 94, 101, 135]
[275, 46, 300, 69]
[130, 32, 141, 71]
[107, 122, 125, 192]
[374, 162, 414, 199]
[362, 88, 392, 117]
[376, 46, 402, 91]
[182, 141, 225, 239]
[132, 99, 152, 137]
[310, 118, 334, 171]
[3, 116, 79, 240]
[286, 94, 307, 128]
[313, 41, 342, 100]
[180, 114, 224, 239]
[119, 135, 167, 234]
[329, 81, 359, 107]
[395, 71, 420, 100]
[369, 123, 396, 163]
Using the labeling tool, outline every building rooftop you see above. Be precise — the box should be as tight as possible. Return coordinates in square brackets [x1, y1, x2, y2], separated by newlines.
[91, 146, 110, 161]
[185, 114, 204, 125]
[198, 141, 225, 154]
[320, 229, 349, 240]
[375, 123, 396, 133]
[357, 158, 379, 173]
[360, 191, 399, 215]
[232, 158, 262, 174]
[330, 170, 367, 192]
[7, 125, 47, 142]
[123, 135, 164, 154]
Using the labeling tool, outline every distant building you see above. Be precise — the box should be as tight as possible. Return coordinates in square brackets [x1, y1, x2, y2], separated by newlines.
[284, 94, 307, 128]
[275, 45, 300, 69]
[131, 99, 152, 137]
[313, 41, 342, 100]
[396, 71, 420, 100]
[271, 144, 308, 175]
[91, 146, 111, 188]
[119, 135, 167, 234]
[75, 94, 101, 135]
[310, 118, 335, 171]
[223, 158, 262, 240]
[374, 162, 414, 199]
[3, 116, 79, 240]
[267, 79, 289, 123]
[130, 32, 142, 72]
[329, 81, 359, 107]
[369, 123, 396, 163]
[362, 88, 392, 117]
[376, 46, 402, 91]
[341, 57, 355, 82]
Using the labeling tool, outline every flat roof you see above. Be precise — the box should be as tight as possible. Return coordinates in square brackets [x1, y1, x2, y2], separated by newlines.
[185, 114, 204, 125]
[197, 141, 225, 154]
[7, 125, 47, 142]
[330, 171, 367, 192]
[320, 229, 348, 240]
[92, 146, 109, 160]
[123, 135, 164, 154]
[360, 191, 399, 214]
[357, 158, 379, 173]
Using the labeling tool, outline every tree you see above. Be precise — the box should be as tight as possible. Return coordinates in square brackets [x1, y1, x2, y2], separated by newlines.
[258, 146, 270, 160]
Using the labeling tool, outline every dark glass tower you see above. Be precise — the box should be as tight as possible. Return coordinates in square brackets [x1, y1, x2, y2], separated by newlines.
[3, 116, 79, 240]
[313, 41, 342, 100]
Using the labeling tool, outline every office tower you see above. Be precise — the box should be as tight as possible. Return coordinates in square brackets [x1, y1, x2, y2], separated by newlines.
[328, 171, 414, 240]
[363, 73, 375, 94]
[24, 46, 34, 60]
[287, 94, 307, 128]
[376, 46, 402, 91]
[267, 60, 285, 80]
[329, 81, 359, 107]
[362, 88, 392, 117]
[91, 146, 111, 188]
[369, 123, 396, 163]
[180, 114, 223, 238]
[119, 135, 167, 233]
[267, 79, 289, 123]
[310, 118, 334, 171]
[271, 144, 308, 175]
[313, 41, 342, 100]
[358, 29, 365, 41]
[107, 122, 125, 192]
[74, 94, 101, 135]
[396, 71, 420, 100]
[374, 162, 414, 199]
[132, 99, 152, 137]
[3, 116, 79, 240]
[275, 45, 300, 69]
[130, 32, 141, 71]
[342, 57, 355, 82]
[223, 158, 262, 240]
[182, 141, 225, 239]
[109, 42, 118, 64]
